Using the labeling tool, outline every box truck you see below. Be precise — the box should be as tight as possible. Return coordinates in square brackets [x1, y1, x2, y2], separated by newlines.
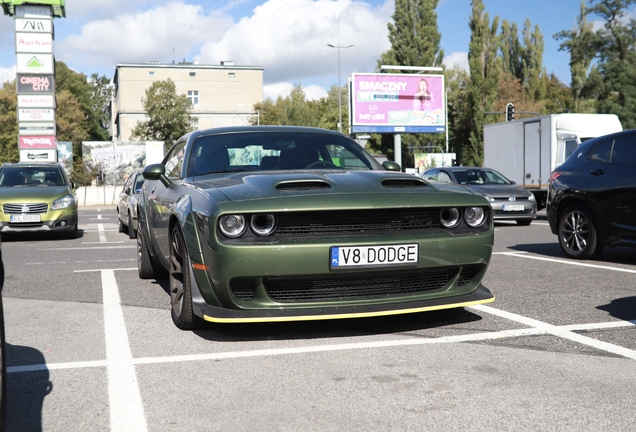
[483, 113, 623, 209]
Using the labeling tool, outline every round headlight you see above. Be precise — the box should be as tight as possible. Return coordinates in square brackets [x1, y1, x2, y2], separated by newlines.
[250, 214, 277, 236]
[439, 208, 461, 228]
[464, 207, 486, 228]
[219, 215, 247, 238]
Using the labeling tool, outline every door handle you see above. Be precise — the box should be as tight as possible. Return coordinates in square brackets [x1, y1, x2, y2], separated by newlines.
[590, 169, 605, 176]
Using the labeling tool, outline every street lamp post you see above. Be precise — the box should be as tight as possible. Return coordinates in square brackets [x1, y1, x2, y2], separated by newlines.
[327, 42, 353, 133]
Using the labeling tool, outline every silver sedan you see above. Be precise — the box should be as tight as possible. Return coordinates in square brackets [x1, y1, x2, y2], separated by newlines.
[421, 166, 537, 225]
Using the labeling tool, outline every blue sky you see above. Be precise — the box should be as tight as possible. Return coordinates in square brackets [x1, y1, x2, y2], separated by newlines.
[0, 1, 604, 100]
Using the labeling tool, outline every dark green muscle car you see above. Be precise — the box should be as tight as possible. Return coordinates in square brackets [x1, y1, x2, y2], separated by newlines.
[136, 126, 495, 329]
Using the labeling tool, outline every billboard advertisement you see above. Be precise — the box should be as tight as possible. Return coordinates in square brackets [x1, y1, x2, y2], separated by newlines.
[15, 18, 53, 33]
[15, 32, 53, 53]
[16, 53, 54, 74]
[20, 149, 58, 163]
[350, 73, 445, 133]
[17, 94, 55, 108]
[18, 107, 55, 122]
[19, 122, 55, 135]
[19, 135, 56, 149]
[17, 74, 54, 93]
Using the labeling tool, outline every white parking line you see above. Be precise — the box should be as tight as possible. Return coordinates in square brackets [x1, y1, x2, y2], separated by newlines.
[101, 269, 148, 431]
[98, 223, 107, 243]
[495, 251, 636, 274]
[472, 304, 636, 359]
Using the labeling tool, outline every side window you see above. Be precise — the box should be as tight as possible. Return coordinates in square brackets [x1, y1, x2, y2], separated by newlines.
[423, 169, 438, 181]
[565, 140, 578, 160]
[610, 136, 636, 166]
[437, 171, 453, 183]
[588, 139, 613, 163]
[123, 175, 133, 193]
[164, 141, 187, 178]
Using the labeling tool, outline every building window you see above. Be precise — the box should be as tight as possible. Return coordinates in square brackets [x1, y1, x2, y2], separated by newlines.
[190, 117, 199, 131]
[228, 72, 235, 78]
[148, 71, 155, 76]
[189, 72, 196, 77]
[187, 90, 199, 105]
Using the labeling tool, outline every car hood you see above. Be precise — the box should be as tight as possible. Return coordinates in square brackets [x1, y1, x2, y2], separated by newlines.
[464, 184, 530, 198]
[192, 170, 479, 203]
[0, 186, 72, 203]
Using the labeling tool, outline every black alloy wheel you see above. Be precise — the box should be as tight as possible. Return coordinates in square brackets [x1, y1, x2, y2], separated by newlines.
[169, 226, 203, 330]
[558, 203, 604, 259]
[137, 221, 159, 279]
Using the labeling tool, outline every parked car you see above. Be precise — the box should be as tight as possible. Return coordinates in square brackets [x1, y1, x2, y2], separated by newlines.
[547, 128, 636, 259]
[421, 167, 537, 225]
[0, 234, 6, 430]
[117, 170, 145, 239]
[137, 126, 495, 330]
[0, 163, 78, 238]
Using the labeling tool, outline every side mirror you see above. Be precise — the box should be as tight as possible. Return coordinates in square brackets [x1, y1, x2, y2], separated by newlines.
[382, 161, 401, 172]
[143, 164, 171, 187]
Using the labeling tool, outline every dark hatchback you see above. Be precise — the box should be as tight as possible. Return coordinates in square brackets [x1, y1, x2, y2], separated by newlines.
[547, 128, 636, 259]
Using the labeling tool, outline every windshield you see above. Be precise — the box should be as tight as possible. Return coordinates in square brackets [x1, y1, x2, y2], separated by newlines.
[452, 169, 512, 185]
[187, 131, 380, 176]
[0, 167, 66, 187]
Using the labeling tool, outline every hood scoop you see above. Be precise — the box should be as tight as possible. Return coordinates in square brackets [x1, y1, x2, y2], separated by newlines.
[276, 180, 332, 191]
[382, 178, 428, 188]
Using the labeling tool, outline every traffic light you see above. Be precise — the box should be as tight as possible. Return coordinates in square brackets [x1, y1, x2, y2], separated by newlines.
[506, 103, 515, 122]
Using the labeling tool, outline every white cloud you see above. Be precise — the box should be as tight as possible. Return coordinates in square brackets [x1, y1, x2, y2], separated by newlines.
[0, 66, 15, 85]
[56, 2, 232, 78]
[263, 82, 293, 100]
[263, 82, 327, 101]
[443, 52, 468, 71]
[197, 0, 391, 85]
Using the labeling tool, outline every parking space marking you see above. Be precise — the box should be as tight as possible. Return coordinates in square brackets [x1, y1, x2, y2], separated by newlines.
[495, 251, 636, 274]
[471, 304, 636, 359]
[101, 269, 148, 432]
[98, 223, 107, 242]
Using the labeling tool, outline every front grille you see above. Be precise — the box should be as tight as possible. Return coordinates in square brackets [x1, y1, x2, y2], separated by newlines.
[230, 268, 459, 303]
[275, 209, 440, 235]
[457, 265, 483, 286]
[3, 203, 48, 214]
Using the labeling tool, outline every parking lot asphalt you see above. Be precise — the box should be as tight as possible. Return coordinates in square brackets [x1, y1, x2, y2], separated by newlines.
[2, 207, 636, 431]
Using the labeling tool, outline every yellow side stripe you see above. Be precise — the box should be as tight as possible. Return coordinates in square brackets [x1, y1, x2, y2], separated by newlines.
[203, 296, 495, 324]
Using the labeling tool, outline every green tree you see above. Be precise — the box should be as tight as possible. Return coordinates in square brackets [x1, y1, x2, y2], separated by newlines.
[500, 19, 523, 79]
[373, 0, 445, 169]
[378, 0, 444, 69]
[583, 0, 636, 128]
[462, 0, 500, 166]
[130, 78, 194, 151]
[0, 81, 18, 164]
[251, 84, 325, 127]
[554, 1, 598, 112]
[522, 19, 548, 101]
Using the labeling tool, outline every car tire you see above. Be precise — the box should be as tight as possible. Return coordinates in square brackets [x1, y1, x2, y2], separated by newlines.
[558, 203, 603, 259]
[137, 222, 164, 279]
[66, 220, 78, 239]
[118, 211, 125, 233]
[169, 225, 204, 330]
[128, 212, 136, 239]
[516, 219, 532, 226]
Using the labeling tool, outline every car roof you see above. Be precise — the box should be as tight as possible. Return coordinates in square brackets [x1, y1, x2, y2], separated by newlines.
[190, 125, 348, 140]
[1, 162, 63, 169]
[424, 166, 494, 171]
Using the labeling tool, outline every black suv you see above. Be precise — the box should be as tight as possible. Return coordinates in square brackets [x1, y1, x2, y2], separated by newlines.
[547, 128, 636, 259]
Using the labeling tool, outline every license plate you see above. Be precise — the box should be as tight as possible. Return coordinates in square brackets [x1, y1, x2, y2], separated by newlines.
[10, 214, 41, 223]
[330, 244, 418, 269]
[502, 204, 524, 212]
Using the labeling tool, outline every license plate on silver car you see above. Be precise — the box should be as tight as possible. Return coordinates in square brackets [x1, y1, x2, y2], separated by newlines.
[10, 214, 41, 223]
[330, 244, 418, 269]
[502, 204, 524, 212]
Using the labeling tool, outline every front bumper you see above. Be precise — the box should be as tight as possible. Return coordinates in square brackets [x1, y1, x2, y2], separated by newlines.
[193, 283, 495, 323]
[0, 209, 77, 233]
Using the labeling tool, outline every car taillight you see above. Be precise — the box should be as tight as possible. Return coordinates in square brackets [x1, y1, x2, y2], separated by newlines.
[549, 171, 561, 182]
